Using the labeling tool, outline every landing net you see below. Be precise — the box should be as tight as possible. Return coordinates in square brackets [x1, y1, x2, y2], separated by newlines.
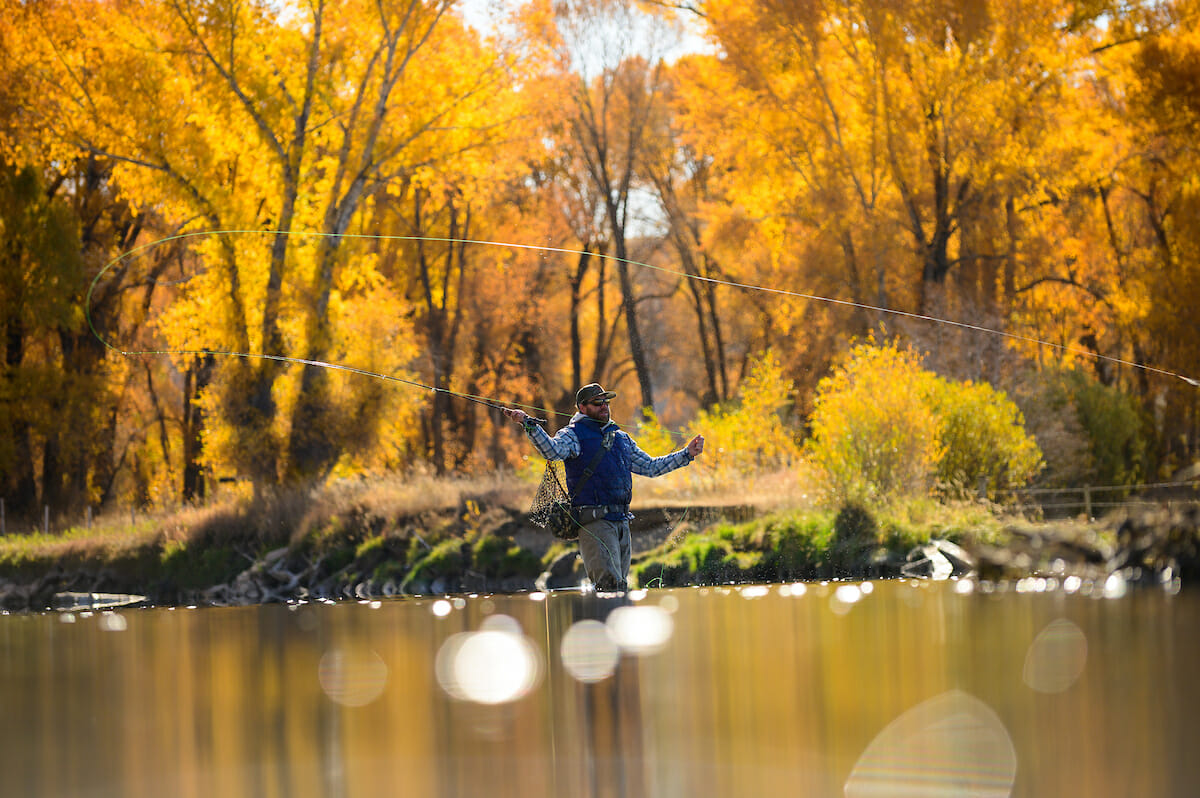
[528, 460, 569, 528]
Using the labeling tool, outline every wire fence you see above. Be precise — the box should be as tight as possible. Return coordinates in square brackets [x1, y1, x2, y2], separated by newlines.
[0, 499, 130, 538]
[991, 479, 1200, 520]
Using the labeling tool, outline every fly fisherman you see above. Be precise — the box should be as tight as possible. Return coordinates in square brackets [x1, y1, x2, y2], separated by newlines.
[505, 383, 705, 591]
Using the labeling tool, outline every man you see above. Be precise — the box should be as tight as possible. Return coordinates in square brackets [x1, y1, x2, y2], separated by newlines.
[505, 383, 705, 591]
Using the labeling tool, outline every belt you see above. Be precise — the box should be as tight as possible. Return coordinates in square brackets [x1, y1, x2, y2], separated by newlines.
[573, 504, 630, 522]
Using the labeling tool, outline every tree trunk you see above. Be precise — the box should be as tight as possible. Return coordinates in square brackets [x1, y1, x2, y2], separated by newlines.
[612, 236, 655, 415]
[182, 354, 214, 501]
[570, 247, 591, 390]
[3, 317, 37, 516]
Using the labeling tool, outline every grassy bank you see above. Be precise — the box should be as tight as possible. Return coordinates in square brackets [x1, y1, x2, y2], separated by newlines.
[631, 498, 1010, 587]
[0, 469, 1113, 608]
[0, 473, 538, 601]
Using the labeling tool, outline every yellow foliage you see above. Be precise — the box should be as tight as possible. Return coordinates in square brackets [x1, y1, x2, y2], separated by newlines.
[807, 342, 943, 504]
[806, 340, 1044, 505]
[637, 350, 801, 492]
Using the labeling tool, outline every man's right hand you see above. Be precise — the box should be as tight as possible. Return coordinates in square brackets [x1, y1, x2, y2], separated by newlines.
[505, 407, 529, 424]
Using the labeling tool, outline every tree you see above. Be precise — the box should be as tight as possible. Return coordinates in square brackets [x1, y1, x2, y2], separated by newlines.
[643, 62, 732, 406]
[1105, 0, 1200, 466]
[527, 0, 690, 416]
[687, 0, 1116, 372]
[0, 163, 83, 515]
[22, 0, 521, 487]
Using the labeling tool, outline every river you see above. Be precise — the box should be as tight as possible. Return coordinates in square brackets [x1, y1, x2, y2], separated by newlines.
[2, 577, 1196, 797]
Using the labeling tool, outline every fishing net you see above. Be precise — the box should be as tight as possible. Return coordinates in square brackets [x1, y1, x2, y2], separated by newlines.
[529, 461, 577, 540]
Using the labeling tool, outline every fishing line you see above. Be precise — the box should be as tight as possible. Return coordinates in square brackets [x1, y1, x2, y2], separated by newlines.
[641, 506, 691, 589]
[86, 228, 1200, 431]
[86, 230, 563, 424]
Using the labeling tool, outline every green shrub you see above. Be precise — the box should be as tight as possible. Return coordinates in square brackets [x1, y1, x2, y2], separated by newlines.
[471, 533, 541, 579]
[1063, 369, 1149, 486]
[1012, 365, 1151, 488]
[401, 539, 464, 591]
[933, 378, 1043, 497]
[355, 534, 386, 561]
[160, 541, 242, 590]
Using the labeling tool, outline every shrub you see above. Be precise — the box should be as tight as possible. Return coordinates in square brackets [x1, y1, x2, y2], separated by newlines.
[806, 340, 1043, 504]
[401, 539, 464, 592]
[471, 533, 542, 579]
[1012, 365, 1150, 488]
[1063, 369, 1149, 486]
[637, 349, 801, 489]
[694, 350, 802, 481]
[806, 342, 943, 503]
[160, 540, 242, 590]
[933, 379, 1044, 497]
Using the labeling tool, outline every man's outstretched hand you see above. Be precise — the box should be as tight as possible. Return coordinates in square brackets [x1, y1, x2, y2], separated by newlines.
[687, 435, 705, 459]
[504, 407, 529, 424]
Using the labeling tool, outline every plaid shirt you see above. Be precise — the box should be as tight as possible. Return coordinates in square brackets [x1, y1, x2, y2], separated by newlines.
[523, 415, 693, 477]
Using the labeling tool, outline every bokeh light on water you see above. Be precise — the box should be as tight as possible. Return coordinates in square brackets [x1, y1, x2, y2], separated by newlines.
[435, 614, 542, 704]
[317, 647, 388, 707]
[844, 690, 1018, 797]
[1023, 617, 1088, 694]
[560, 619, 620, 683]
[604, 603, 674, 655]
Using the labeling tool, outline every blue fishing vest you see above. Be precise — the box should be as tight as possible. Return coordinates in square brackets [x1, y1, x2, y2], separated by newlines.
[565, 418, 632, 510]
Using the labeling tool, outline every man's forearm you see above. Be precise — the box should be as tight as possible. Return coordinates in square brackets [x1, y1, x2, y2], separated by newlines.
[631, 446, 692, 477]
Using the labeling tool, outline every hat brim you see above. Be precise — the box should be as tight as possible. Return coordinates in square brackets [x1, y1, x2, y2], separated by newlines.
[578, 390, 617, 404]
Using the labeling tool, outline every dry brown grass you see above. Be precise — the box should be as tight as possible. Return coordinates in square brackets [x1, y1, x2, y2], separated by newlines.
[0, 466, 817, 570]
[632, 463, 821, 512]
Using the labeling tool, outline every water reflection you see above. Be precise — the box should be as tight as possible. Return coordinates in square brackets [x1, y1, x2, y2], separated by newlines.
[560, 620, 619, 683]
[318, 647, 388, 707]
[2, 581, 1198, 797]
[605, 604, 674, 656]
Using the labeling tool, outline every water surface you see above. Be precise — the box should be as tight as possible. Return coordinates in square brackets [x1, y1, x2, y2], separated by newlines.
[2, 579, 1196, 797]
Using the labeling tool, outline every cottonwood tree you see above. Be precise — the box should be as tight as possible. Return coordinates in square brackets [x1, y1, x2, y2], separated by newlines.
[22, 0, 520, 487]
[526, 0, 690, 416]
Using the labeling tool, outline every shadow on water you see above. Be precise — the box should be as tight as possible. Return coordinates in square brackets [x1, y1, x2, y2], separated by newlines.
[2, 579, 1198, 797]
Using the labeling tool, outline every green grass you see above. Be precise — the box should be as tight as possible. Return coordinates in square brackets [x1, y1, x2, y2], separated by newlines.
[632, 499, 1007, 588]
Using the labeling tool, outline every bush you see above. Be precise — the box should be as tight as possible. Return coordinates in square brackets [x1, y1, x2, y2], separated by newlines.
[1012, 365, 1151, 488]
[806, 342, 943, 503]
[471, 533, 542, 579]
[933, 379, 1043, 497]
[1063, 369, 1149, 486]
[806, 340, 1043, 504]
[160, 541, 242, 590]
[637, 350, 801, 489]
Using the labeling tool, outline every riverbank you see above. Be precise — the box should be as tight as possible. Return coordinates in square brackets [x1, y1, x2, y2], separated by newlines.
[1, 474, 1197, 611]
